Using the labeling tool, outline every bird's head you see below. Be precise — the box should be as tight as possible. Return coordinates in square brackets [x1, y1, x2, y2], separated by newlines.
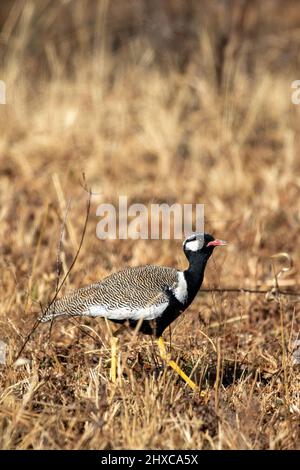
[183, 232, 227, 258]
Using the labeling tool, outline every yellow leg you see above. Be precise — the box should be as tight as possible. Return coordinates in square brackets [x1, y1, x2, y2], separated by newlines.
[110, 337, 118, 383]
[157, 337, 199, 391]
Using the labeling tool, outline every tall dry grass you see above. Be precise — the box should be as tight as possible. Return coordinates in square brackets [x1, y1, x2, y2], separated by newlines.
[0, 0, 299, 449]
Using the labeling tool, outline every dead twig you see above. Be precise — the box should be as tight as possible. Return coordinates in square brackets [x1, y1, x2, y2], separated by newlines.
[201, 287, 300, 297]
[15, 184, 92, 362]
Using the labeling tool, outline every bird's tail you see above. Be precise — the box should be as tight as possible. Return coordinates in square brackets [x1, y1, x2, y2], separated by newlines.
[38, 295, 88, 323]
[38, 297, 69, 322]
[38, 310, 65, 323]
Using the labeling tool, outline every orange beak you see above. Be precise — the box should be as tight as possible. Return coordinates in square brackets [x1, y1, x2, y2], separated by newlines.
[207, 239, 227, 247]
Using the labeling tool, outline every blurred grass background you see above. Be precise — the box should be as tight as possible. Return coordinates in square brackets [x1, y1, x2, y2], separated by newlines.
[0, 0, 299, 450]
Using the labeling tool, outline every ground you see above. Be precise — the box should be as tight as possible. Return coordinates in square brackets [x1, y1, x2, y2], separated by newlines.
[0, 0, 299, 450]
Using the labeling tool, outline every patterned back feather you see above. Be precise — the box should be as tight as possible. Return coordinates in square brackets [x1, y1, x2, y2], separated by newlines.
[39, 265, 179, 323]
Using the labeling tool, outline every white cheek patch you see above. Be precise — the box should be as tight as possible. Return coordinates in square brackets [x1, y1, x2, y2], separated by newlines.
[185, 239, 201, 252]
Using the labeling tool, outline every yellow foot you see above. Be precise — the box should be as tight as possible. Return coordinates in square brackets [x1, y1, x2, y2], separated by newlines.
[157, 337, 200, 392]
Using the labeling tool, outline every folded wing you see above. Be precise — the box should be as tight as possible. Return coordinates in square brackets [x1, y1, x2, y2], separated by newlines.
[39, 265, 179, 323]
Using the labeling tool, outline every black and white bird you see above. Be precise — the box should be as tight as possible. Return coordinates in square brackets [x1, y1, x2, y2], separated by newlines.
[39, 233, 227, 389]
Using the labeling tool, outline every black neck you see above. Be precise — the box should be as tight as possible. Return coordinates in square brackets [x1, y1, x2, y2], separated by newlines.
[183, 251, 211, 303]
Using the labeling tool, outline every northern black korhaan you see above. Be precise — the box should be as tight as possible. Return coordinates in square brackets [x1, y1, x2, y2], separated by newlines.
[39, 232, 227, 389]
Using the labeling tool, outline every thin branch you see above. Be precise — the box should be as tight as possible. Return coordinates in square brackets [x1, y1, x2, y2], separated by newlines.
[55, 198, 72, 295]
[48, 198, 72, 341]
[15, 188, 92, 362]
[201, 287, 300, 297]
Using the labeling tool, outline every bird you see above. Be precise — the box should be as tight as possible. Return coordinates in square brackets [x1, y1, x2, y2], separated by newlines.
[39, 232, 227, 389]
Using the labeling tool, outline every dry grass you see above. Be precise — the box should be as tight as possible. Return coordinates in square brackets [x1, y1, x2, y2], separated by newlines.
[0, 0, 300, 450]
